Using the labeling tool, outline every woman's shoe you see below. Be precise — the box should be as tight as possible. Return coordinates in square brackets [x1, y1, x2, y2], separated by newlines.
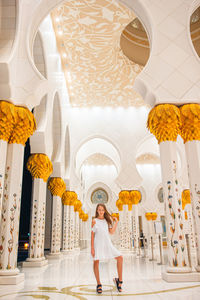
[96, 284, 102, 294]
[113, 278, 123, 292]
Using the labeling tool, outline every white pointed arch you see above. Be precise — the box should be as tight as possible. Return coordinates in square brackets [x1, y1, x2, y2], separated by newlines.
[75, 136, 121, 178]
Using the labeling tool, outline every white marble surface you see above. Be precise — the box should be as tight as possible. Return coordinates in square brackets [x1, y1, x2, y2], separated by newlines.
[0, 249, 200, 299]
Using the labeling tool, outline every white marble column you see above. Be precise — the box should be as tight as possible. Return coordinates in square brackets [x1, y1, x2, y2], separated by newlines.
[23, 153, 52, 267]
[46, 196, 63, 259]
[119, 210, 124, 250]
[62, 204, 70, 253]
[180, 104, 200, 272]
[23, 178, 48, 267]
[184, 203, 197, 268]
[0, 101, 36, 284]
[132, 205, 140, 257]
[0, 144, 25, 284]
[184, 141, 200, 271]
[69, 205, 75, 252]
[120, 205, 130, 251]
[74, 211, 80, 252]
[148, 105, 191, 275]
[79, 219, 83, 249]
[160, 141, 191, 272]
[127, 208, 132, 251]
[0, 140, 7, 225]
[47, 178, 66, 259]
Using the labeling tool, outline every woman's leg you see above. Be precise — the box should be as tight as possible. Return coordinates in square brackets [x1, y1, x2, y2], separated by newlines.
[116, 256, 123, 287]
[93, 260, 101, 284]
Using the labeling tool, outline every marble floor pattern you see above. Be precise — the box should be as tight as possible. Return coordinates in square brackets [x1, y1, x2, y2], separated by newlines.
[0, 249, 200, 299]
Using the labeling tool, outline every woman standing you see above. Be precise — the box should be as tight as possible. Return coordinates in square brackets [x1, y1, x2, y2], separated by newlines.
[91, 203, 123, 294]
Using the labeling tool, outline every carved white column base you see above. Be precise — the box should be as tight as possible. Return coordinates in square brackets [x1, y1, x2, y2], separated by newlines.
[46, 253, 63, 260]
[119, 249, 132, 254]
[162, 271, 200, 282]
[166, 266, 191, 273]
[22, 257, 48, 267]
[61, 249, 75, 255]
[0, 272, 24, 285]
[74, 248, 80, 253]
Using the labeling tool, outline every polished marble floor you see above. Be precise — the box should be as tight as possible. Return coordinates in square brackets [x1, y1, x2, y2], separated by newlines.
[0, 249, 200, 299]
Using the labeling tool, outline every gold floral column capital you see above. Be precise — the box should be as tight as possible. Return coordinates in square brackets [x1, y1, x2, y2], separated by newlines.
[145, 212, 157, 221]
[0, 101, 36, 145]
[0, 100, 15, 142]
[9, 105, 36, 145]
[180, 104, 200, 143]
[147, 104, 181, 143]
[27, 153, 53, 182]
[48, 177, 66, 197]
[116, 199, 123, 211]
[130, 190, 141, 205]
[74, 199, 82, 212]
[62, 191, 77, 205]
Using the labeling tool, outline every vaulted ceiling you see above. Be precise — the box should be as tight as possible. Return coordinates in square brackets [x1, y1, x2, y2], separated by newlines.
[51, 0, 144, 107]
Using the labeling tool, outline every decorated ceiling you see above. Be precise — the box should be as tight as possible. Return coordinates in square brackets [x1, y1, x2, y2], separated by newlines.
[51, 0, 144, 107]
[84, 153, 114, 166]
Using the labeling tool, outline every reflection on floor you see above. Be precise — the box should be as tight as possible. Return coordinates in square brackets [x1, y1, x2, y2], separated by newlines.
[0, 249, 200, 299]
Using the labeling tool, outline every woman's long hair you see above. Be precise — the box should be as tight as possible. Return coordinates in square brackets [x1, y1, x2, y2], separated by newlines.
[95, 203, 112, 226]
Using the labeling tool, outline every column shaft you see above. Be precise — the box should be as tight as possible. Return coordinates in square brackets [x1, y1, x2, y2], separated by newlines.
[0, 140, 7, 225]
[0, 144, 24, 276]
[75, 211, 79, 250]
[132, 205, 139, 256]
[69, 205, 75, 251]
[185, 141, 200, 270]
[62, 205, 70, 252]
[160, 141, 190, 272]
[50, 196, 62, 254]
[23, 178, 47, 266]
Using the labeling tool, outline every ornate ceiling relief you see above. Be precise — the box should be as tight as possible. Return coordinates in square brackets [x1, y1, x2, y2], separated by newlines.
[51, 0, 144, 107]
[84, 153, 114, 166]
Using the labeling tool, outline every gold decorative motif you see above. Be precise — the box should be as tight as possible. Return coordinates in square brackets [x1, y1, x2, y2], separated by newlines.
[82, 213, 88, 222]
[48, 177, 66, 197]
[27, 154, 53, 182]
[116, 199, 123, 211]
[62, 191, 77, 206]
[111, 213, 119, 220]
[79, 209, 85, 220]
[79, 209, 88, 221]
[180, 104, 200, 143]
[145, 212, 157, 221]
[182, 189, 191, 210]
[119, 190, 130, 204]
[130, 190, 141, 205]
[0, 100, 36, 144]
[74, 200, 82, 212]
[117, 190, 141, 210]
[0, 101, 15, 142]
[147, 104, 181, 143]
[1, 283, 200, 299]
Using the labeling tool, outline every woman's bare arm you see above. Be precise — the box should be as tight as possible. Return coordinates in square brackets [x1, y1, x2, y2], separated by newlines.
[91, 219, 96, 257]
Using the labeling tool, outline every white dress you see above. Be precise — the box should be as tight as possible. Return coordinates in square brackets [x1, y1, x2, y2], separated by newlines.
[92, 218, 121, 261]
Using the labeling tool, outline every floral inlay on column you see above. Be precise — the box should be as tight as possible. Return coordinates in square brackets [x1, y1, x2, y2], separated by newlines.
[48, 177, 66, 255]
